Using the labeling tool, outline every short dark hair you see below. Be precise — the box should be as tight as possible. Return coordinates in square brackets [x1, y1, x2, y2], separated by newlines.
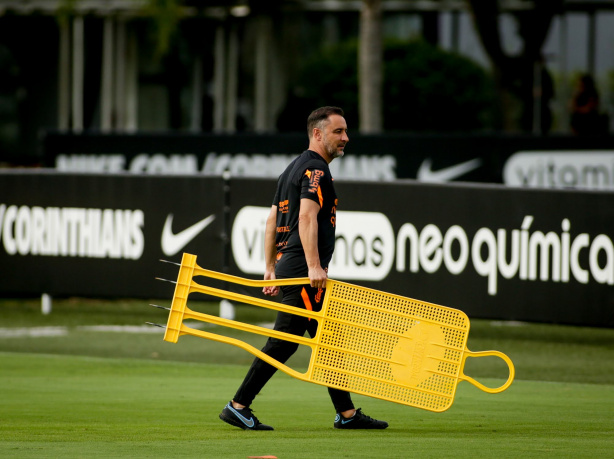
[307, 106, 344, 138]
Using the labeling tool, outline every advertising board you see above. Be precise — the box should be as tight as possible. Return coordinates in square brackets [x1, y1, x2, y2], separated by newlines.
[1, 171, 611, 326]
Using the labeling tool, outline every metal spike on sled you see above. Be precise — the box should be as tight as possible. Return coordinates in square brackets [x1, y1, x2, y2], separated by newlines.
[159, 253, 515, 412]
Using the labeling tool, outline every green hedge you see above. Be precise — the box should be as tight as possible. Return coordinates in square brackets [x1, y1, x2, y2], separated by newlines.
[281, 39, 496, 132]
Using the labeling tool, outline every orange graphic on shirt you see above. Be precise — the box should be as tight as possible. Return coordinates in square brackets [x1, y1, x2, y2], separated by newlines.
[305, 170, 324, 207]
[278, 200, 289, 213]
[305, 169, 324, 194]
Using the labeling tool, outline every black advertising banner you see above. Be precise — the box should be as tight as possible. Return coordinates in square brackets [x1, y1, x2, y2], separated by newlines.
[0, 171, 225, 298]
[1, 171, 612, 327]
[335, 181, 614, 327]
[228, 179, 614, 327]
[42, 132, 614, 187]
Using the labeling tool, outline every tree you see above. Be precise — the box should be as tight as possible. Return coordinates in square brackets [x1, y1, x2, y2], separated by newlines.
[466, 0, 563, 132]
[359, 0, 383, 133]
[286, 39, 495, 133]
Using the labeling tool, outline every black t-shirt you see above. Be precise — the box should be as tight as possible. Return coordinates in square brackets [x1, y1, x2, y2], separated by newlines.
[272, 150, 338, 277]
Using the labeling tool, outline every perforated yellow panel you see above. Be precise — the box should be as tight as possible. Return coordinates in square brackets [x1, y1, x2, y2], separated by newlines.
[161, 253, 515, 412]
[310, 281, 470, 411]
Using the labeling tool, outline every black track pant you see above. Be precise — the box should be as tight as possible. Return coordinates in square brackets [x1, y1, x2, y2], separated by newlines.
[232, 282, 355, 413]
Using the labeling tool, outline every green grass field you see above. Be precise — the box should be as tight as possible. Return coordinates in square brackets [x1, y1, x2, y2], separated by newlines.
[1, 298, 613, 458]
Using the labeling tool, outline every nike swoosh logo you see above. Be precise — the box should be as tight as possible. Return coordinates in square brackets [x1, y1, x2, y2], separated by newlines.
[335, 413, 354, 425]
[417, 158, 483, 183]
[228, 404, 255, 428]
[161, 214, 216, 257]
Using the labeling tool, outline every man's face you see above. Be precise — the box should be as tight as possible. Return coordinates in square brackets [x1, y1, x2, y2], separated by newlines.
[320, 114, 349, 160]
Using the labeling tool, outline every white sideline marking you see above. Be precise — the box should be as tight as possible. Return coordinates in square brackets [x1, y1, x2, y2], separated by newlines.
[0, 327, 68, 338]
[0, 322, 275, 338]
[79, 325, 165, 333]
[490, 321, 528, 327]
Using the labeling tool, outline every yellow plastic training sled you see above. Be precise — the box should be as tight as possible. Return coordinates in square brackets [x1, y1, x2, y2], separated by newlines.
[159, 253, 514, 412]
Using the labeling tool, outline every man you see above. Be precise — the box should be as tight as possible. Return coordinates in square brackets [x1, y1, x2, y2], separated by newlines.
[219, 106, 388, 431]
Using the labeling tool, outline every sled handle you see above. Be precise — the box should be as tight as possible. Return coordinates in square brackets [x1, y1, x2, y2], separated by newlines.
[459, 349, 515, 394]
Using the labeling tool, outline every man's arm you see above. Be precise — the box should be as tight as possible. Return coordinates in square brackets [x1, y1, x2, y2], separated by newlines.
[262, 205, 279, 296]
[299, 198, 327, 289]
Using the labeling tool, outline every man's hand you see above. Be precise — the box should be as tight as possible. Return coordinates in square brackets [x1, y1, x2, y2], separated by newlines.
[262, 269, 279, 296]
[308, 265, 328, 289]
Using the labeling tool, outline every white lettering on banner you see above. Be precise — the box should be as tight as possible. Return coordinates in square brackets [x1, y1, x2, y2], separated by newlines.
[231, 206, 395, 280]
[0, 204, 144, 259]
[396, 216, 614, 295]
[202, 153, 294, 177]
[56, 153, 397, 180]
[230, 206, 613, 295]
[329, 155, 397, 181]
[231, 206, 268, 274]
[330, 211, 394, 280]
[129, 154, 199, 174]
[203, 153, 397, 180]
[202, 153, 398, 181]
[504, 151, 614, 190]
[56, 154, 126, 172]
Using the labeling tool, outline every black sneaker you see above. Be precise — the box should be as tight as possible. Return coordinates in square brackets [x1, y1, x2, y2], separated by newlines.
[219, 401, 274, 430]
[334, 408, 388, 429]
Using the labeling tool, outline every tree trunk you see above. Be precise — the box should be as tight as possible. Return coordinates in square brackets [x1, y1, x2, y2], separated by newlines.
[467, 0, 563, 133]
[359, 0, 383, 133]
